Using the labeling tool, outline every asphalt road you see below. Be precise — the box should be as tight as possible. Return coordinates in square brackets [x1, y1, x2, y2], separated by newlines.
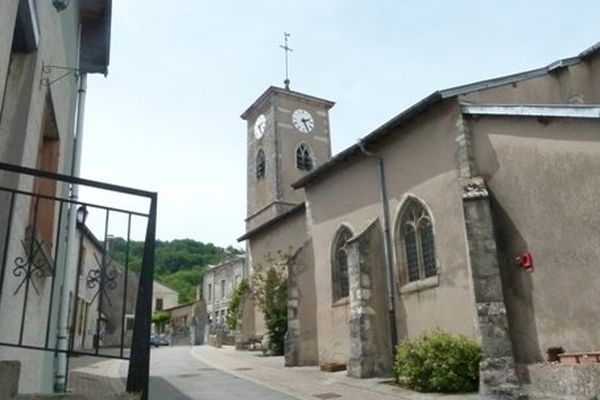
[148, 346, 297, 400]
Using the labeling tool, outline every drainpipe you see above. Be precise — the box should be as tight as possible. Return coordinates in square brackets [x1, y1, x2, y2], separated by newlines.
[55, 72, 87, 392]
[357, 140, 398, 352]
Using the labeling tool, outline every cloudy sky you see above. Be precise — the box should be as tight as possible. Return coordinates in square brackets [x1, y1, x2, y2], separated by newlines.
[78, 1, 600, 247]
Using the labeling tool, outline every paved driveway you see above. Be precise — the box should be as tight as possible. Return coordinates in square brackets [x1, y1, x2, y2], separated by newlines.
[148, 346, 297, 400]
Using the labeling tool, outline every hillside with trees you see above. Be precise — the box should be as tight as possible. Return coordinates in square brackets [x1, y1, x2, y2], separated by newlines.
[110, 238, 243, 303]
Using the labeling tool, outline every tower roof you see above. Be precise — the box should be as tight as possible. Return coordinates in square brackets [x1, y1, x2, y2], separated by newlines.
[241, 86, 335, 120]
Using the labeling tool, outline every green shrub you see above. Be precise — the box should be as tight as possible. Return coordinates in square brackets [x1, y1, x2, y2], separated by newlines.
[226, 279, 249, 330]
[393, 329, 481, 393]
[263, 267, 287, 355]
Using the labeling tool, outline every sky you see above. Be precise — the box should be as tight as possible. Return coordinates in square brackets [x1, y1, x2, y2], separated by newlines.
[78, 0, 600, 248]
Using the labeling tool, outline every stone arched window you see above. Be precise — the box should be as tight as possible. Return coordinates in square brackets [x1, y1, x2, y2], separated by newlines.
[295, 144, 313, 171]
[331, 225, 353, 301]
[396, 197, 437, 283]
[256, 149, 265, 180]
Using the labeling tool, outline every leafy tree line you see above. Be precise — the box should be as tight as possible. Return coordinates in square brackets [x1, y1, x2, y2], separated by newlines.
[109, 237, 243, 303]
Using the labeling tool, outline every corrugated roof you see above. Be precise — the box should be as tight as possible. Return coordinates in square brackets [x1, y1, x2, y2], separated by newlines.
[292, 43, 599, 189]
[79, 0, 112, 75]
[237, 203, 305, 241]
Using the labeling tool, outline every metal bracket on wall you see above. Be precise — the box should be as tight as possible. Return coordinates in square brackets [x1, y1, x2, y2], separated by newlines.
[40, 61, 80, 89]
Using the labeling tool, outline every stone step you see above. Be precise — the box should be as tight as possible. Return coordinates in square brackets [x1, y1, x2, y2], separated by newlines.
[0, 361, 20, 399]
[1, 360, 139, 399]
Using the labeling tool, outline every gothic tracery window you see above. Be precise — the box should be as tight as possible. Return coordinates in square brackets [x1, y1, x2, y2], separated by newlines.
[295, 144, 313, 171]
[332, 225, 352, 301]
[256, 149, 265, 180]
[396, 197, 437, 283]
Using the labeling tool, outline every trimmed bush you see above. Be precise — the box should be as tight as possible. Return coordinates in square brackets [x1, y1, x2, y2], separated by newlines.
[393, 329, 481, 393]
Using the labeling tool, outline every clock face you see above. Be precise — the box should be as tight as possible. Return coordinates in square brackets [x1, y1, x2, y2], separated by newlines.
[292, 109, 314, 133]
[254, 114, 266, 139]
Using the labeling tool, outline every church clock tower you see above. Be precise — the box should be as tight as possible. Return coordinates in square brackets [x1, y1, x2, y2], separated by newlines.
[241, 86, 335, 230]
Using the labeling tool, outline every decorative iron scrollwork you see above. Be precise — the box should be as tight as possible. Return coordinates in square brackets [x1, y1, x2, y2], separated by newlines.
[86, 252, 118, 305]
[39, 62, 80, 88]
[12, 233, 52, 296]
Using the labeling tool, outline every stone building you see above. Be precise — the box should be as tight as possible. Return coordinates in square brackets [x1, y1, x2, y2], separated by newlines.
[164, 296, 206, 346]
[152, 280, 178, 315]
[238, 42, 600, 398]
[0, 0, 111, 394]
[73, 225, 180, 350]
[202, 257, 246, 337]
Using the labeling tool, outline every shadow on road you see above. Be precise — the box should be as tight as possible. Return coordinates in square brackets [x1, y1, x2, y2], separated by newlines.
[149, 376, 193, 400]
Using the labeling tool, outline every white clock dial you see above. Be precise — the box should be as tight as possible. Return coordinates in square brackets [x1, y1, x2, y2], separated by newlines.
[254, 114, 266, 139]
[292, 109, 314, 133]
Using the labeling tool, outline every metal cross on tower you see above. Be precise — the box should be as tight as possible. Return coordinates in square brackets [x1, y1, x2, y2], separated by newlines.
[280, 32, 292, 90]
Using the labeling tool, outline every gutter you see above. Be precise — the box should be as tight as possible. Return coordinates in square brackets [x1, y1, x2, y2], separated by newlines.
[55, 72, 87, 393]
[356, 140, 398, 353]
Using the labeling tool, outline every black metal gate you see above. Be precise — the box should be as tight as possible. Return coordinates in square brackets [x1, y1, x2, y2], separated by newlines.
[0, 162, 156, 399]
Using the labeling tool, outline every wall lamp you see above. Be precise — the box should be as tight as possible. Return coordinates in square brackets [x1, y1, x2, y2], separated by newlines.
[76, 205, 88, 225]
[53, 0, 72, 12]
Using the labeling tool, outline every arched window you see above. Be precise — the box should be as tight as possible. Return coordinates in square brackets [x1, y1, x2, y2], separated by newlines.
[396, 197, 437, 283]
[331, 225, 353, 301]
[295, 144, 313, 171]
[256, 149, 265, 180]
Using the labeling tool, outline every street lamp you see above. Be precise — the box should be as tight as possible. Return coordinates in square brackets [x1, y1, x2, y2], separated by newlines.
[76, 205, 88, 225]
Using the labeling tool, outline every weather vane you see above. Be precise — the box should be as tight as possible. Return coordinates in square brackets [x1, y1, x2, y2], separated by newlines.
[280, 32, 292, 90]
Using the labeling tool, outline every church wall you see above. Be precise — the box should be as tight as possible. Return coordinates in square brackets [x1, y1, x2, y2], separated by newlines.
[306, 161, 378, 365]
[378, 101, 477, 341]
[470, 115, 600, 364]
[305, 100, 477, 366]
[589, 55, 600, 100]
[460, 58, 600, 105]
[247, 210, 309, 338]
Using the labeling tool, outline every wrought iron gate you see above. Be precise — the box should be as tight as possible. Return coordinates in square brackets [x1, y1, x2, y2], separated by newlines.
[0, 162, 156, 399]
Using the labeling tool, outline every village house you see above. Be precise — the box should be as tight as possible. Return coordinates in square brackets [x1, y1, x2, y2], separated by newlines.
[152, 279, 178, 315]
[164, 293, 206, 346]
[72, 224, 177, 351]
[203, 257, 246, 344]
[238, 42, 600, 398]
[0, 0, 112, 394]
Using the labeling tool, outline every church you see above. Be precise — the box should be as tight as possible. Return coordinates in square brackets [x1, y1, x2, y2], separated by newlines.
[237, 41, 600, 398]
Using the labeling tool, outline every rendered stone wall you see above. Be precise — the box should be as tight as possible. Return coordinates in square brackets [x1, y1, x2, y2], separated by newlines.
[519, 363, 600, 399]
[285, 241, 318, 366]
[346, 219, 392, 378]
[463, 194, 521, 399]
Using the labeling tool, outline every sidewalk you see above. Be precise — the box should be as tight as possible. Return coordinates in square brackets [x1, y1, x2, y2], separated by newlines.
[191, 345, 478, 400]
[67, 357, 127, 397]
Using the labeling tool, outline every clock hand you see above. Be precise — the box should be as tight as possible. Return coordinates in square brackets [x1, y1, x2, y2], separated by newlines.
[302, 120, 309, 130]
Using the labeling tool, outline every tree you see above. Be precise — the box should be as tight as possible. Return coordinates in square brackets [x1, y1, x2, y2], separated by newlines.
[151, 310, 170, 333]
[159, 268, 203, 303]
[108, 237, 243, 303]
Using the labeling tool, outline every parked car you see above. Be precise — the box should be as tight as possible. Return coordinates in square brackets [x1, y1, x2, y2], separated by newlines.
[150, 333, 161, 348]
[158, 333, 170, 346]
[150, 333, 170, 348]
